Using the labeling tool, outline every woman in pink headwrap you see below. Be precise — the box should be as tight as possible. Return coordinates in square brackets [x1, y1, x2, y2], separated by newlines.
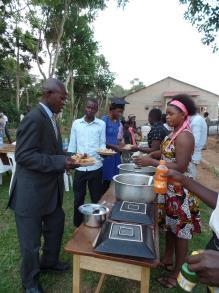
[134, 94, 201, 288]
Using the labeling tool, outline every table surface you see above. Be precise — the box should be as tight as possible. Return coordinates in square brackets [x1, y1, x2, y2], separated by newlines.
[0, 144, 15, 154]
[64, 185, 160, 268]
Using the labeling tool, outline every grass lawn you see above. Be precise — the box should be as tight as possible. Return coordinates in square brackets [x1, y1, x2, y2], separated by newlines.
[0, 174, 212, 293]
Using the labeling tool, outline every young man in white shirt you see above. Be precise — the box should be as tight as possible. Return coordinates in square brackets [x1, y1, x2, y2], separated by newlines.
[189, 113, 207, 178]
[68, 98, 106, 227]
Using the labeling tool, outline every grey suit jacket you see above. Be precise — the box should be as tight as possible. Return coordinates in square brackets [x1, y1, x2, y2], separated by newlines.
[8, 105, 66, 217]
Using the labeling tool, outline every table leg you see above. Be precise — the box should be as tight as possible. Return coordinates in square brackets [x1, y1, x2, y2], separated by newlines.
[140, 267, 150, 293]
[95, 273, 106, 293]
[73, 255, 81, 293]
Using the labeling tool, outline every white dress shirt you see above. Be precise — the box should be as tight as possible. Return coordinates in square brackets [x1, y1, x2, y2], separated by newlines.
[39, 102, 58, 138]
[190, 114, 207, 163]
[68, 116, 106, 171]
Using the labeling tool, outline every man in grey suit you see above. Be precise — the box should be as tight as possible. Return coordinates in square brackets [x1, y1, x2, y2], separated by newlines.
[8, 78, 78, 293]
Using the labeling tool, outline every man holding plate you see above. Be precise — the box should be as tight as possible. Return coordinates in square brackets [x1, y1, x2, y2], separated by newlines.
[8, 78, 79, 293]
[68, 98, 106, 227]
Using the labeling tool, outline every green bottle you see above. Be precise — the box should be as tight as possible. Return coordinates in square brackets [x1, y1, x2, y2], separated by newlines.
[208, 286, 219, 293]
[177, 262, 199, 292]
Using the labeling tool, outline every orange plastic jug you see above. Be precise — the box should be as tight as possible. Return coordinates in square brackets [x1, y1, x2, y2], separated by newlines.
[153, 160, 168, 194]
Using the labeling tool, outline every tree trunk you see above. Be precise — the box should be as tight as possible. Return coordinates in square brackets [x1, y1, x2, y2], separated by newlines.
[73, 97, 81, 121]
[50, 0, 69, 77]
[104, 96, 109, 113]
[16, 38, 20, 111]
[69, 75, 75, 120]
[26, 88, 29, 105]
[36, 29, 47, 80]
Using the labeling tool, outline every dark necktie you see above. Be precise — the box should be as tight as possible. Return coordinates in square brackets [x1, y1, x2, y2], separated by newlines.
[51, 114, 58, 139]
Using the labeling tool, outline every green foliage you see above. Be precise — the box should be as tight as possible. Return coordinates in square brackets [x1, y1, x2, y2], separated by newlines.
[110, 84, 128, 97]
[128, 78, 145, 93]
[0, 0, 128, 122]
[0, 55, 41, 125]
[179, 0, 219, 52]
[109, 78, 145, 98]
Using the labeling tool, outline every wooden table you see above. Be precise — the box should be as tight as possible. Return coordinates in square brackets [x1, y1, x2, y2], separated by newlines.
[0, 143, 15, 154]
[65, 185, 160, 293]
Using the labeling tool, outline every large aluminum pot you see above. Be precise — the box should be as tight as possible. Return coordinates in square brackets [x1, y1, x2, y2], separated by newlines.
[113, 173, 156, 203]
[118, 163, 156, 176]
[78, 204, 109, 227]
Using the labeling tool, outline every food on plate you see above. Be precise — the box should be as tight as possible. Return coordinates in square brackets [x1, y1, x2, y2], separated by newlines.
[71, 153, 96, 166]
[122, 144, 134, 150]
[96, 148, 116, 155]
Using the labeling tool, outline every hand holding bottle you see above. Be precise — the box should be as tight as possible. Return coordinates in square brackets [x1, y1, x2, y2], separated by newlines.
[153, 160, 168, 194]
[186, 250, 219, 287]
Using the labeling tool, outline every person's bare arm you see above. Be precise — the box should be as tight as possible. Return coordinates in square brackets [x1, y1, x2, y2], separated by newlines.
[149, 150, 162, 159]
[106, 143, 123, 152]
[132, 140, 161, 154]
[134, 132, 194, 172]
[164, 169, 217, 209]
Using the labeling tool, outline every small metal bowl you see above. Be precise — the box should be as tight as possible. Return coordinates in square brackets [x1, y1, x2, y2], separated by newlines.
[78, 203, 109, 227]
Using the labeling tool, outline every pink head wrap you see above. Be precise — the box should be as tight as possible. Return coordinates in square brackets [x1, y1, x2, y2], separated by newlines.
[168, 100, 191, 144]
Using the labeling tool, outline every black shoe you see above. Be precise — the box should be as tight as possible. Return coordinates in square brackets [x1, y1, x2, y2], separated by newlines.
[40, 261, 70, 272]
[24, 284, 44, 293]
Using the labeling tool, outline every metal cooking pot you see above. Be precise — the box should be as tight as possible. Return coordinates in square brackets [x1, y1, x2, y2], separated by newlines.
[113, 173, 156, 203]
[78, 203, 109, 227]
[118, 163, 156, 176]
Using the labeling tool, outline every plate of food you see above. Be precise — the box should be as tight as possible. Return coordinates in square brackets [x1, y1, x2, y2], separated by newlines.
[96, 148, 117, 156]
[71, 153, 97, 166]
[122, 144, 134, 151]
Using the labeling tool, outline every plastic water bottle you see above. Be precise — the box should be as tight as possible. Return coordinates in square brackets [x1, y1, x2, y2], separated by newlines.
[0, 128, 4, 145]
[63, 137, 68, 150]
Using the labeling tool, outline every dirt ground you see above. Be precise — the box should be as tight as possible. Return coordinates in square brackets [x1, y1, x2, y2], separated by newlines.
[197, 136, 219, 191]
[202, 136, 219, 169]
[197, 164, 219, 192]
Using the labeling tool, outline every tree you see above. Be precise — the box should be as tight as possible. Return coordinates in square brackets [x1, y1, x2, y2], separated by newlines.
[110, 84, 127, 97]
[179, 0, 219, 52]
[22, 0, 126, 121]
[0, 57, 39, 124]
[128, 78, 145, 93]
[0, 0, 40, 111]
[0, 0, 128, 123]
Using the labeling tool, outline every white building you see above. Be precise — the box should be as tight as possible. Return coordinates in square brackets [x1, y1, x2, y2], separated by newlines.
[124, 76, 219, 125]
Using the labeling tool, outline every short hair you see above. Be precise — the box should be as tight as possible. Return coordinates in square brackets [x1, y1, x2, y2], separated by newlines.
[86, 98, 98, 108]
[148, 108, 162, 121]
[109, 104, 125, 111]
[169, 94, 197, 116]
[161, 113, 167, 123]
[42, 78, 66, 93]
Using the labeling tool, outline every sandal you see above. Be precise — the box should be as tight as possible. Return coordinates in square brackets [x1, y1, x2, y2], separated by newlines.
[157, 276, 177, 289]
[159, 262, 174, 272]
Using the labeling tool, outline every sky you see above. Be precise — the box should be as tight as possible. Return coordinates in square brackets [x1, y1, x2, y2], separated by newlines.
[93, 0, 219, 94]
